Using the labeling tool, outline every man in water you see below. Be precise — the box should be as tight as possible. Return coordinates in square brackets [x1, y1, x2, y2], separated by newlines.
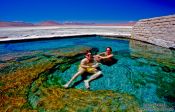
[63, 50, 102, 89]
[94, 47, 115, 66]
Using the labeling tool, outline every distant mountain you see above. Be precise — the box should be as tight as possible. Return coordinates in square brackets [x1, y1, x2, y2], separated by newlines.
[37, 21, 62, 26]
[63, 21, 136, 26]
[0, 21, 35, 27]
[0, 21, 136, 27]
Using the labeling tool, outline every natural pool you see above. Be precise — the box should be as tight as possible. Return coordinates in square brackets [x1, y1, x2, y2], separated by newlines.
[0, 36, 175, 111]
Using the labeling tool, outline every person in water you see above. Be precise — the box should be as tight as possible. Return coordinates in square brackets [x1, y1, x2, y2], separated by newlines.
[63, 50, 102, 89]
[94, 47, 117, 66]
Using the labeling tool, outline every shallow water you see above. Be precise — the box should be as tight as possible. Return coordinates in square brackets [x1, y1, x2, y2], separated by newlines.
[0, 36, 175, 111]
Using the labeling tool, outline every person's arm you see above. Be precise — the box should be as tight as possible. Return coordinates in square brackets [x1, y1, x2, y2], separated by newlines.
[94, 52, 105, 60]
[100, 54, 113, 59]
[92, 61, 99, 68]
[80, 59, 90, 68]
[99, 52, 106, 55]
[96, 52, 105, 57]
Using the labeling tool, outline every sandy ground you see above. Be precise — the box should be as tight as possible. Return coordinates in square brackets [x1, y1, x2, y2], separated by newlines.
[0, 25, 132, 42]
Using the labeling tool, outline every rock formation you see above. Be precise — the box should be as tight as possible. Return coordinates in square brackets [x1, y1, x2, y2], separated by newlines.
[132, 15, 175, 49]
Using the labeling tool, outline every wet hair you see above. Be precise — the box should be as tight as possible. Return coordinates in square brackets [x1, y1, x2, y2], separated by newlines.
[106, 47, 112, 51]
[85, 50, 91, 55]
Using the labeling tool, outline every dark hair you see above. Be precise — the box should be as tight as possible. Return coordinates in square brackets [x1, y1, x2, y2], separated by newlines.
[85, 50, 91, 55]
[106, 47, 112, 51]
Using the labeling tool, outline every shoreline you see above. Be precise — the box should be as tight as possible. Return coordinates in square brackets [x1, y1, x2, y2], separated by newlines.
[0, 25, 132, 42]
[0, 25, 174, 49]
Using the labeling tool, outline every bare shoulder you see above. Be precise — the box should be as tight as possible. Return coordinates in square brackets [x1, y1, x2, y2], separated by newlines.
[81, 58, 88, 63]
[110, 54, 114, 57]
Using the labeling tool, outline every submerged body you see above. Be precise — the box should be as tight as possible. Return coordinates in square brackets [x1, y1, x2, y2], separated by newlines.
[63, 51, 102, 89]
[95, 47, 117, 66]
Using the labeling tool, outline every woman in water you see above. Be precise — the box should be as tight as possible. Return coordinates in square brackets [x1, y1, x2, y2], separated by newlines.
[95, 47, 117, 66]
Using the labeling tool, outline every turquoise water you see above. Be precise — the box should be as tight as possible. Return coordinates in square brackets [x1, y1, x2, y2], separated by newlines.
[0, 36, 129, 54]
[0, 36, 175, 111]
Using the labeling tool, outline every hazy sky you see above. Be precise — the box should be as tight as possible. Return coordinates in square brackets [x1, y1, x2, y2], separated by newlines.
[0, 0, 175, 23]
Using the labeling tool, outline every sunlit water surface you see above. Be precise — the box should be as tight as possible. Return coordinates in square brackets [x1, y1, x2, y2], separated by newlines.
[0, 36, 174, 111]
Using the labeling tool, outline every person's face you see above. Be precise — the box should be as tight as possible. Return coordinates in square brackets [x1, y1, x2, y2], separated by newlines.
[86, 52, 92, 60]
[106, 48, 111, 54]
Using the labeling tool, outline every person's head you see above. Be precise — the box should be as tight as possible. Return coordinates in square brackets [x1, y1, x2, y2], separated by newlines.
[106, 47, 112, 55]
[85, 50, 93, 60]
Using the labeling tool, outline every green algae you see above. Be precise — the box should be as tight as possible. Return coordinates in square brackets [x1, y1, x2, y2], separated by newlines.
[26, 60, 141, 111]
[0, 45, 141, 111]
[0, 36, 174, 111]
[0, 45, 96, 111]
[1, 45, 141, 112]
[130, 39, 175, 69]
[0, 82, 5, 87]
[156, 72, 175, 107]
[32, 88, 140, 112]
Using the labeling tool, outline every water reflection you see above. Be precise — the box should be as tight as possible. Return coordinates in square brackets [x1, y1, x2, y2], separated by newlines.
[0, 37, 175, 111]
[130, 39, 175, 69]
[129, 39, 175, 109]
